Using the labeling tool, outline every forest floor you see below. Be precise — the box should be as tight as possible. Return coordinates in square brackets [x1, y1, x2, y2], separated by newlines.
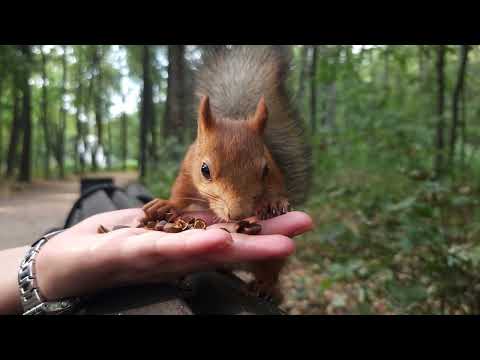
[0, 172, 138, 250]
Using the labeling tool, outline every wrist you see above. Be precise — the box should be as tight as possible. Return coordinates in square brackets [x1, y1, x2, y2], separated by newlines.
[19, 231, 82, 315]
[35, 231, 121, 301]
[34, 233, 81, 301]
[34, 241, 59, 301]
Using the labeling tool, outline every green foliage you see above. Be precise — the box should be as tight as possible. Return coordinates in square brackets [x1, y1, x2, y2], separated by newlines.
[288, 46, 480, 314]
[144, 136, 188, 199]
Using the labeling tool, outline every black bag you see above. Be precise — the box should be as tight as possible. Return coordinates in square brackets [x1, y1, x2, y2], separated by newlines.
[60, 178, 285, 315]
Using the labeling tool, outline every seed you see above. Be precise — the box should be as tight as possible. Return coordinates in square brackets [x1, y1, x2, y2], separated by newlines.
[166, 209, 179, 222]
[193, 219, 207, 230]
[244, 216, 259, 223]
[237, 221, 250, 229]
[163, 223, 183, 233]
[155, 222, 166, 231]
[175, 219, 190, 231]
[218, 223, 240, 233]
[181, 215, 195, 224]
[112, 225, 130, 231]
[97, 225, 110, 234]
[238, 223, 262, 235]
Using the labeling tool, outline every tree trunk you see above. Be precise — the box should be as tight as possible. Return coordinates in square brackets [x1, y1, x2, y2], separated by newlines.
[297, 45, 309, 102]
[0, 78, 3, 173]
[434, 45, 446, 179]
[326, 83, 337, 129]
[6, 74, 22, 178]
[56, 45, 67, 179]
[74, 58, 84, 174]
[418, 45, 427, 92]
[163, 45, 186, 142]
[94, 51, 104, 172]
[345, 45, 354, 73]
[40, 47, 51, 179]
[460, 81, 467, 170]
[449, 45, 470, 168]
[121, 109, 128, 171]
[383, 46, 390, 100]
[309, 46, 318, 134]
[147, 48, 157, 163]
[140, 45, 153, 180]
[107, 119, 112, 170]
[91, 46, 103, 171]
[18, 45, 32, 183]
[84, 49, 95, 171]
[163, 47, 171, 142]
[323, 48, 339, 130]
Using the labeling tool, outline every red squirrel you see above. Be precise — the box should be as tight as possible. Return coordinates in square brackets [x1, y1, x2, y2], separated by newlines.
[142, 45, 312, 303]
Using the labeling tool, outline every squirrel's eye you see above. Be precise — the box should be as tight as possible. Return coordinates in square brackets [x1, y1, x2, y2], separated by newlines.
[201, 163, 211, 181]
[262, 165, 269, 180]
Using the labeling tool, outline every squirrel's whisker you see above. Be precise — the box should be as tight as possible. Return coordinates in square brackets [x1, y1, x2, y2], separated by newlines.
[176, 196, 209, 204]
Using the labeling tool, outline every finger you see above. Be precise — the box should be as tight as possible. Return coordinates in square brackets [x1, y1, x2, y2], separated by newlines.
[74, 208, 146, 233]
[201, 233, 295, 264]
[257, 211, 314, 237]
[134, 233, 296, 283]
[157, 229, 234, 257]
[100, 227, 150, 239]
[208, 211, 314, 237]
[123, 229, 233, 261]
[81, 228, 151, 255]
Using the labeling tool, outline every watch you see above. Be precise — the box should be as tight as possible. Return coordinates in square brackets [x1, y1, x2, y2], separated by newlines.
[18, 230, 82, 315]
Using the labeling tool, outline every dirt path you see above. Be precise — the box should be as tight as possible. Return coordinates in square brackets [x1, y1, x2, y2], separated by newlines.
[0, 172, 138, 250]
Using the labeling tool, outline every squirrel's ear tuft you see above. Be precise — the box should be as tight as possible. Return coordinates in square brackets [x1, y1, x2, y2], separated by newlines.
[198, 95, 215, 134]
[249, 96, 268, 135]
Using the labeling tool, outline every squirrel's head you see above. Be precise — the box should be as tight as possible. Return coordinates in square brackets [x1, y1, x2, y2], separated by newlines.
[193, 95, 272, 222]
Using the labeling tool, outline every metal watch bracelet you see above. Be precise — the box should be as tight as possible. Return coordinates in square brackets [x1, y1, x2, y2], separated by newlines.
[18, 230, 81, 315]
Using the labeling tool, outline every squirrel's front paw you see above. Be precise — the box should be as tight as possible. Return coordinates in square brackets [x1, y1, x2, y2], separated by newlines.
[142, 199, 180, 222]
[256, 197, 290, 220]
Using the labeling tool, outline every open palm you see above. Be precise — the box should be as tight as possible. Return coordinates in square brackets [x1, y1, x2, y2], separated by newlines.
[35, 208, 314, 301]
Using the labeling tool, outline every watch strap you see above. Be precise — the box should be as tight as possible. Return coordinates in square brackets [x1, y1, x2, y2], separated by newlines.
[19, 230, 81, 315]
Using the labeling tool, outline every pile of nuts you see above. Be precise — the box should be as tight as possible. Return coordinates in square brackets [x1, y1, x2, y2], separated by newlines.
[98, 213, 262, 235]
[139, 217, 208, 233]
[218, 220, 262, 235]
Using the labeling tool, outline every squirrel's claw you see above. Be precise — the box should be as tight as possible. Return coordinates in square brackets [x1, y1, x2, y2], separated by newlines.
[256, 197, 290, 220]
[142, 199, 179, 222]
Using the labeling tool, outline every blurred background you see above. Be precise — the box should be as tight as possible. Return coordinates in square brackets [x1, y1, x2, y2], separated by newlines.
[1, 45, 479, 315]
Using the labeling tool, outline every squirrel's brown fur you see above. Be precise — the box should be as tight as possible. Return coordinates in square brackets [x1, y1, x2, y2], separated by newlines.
[195, 45, 312, 206]
[143, 46, 312, 302]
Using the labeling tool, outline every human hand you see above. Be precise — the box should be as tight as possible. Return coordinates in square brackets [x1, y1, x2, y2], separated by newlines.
[35, 208, 313, 301]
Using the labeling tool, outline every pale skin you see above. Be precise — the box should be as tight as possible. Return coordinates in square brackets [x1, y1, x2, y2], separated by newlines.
[0, 208, 313, 315]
